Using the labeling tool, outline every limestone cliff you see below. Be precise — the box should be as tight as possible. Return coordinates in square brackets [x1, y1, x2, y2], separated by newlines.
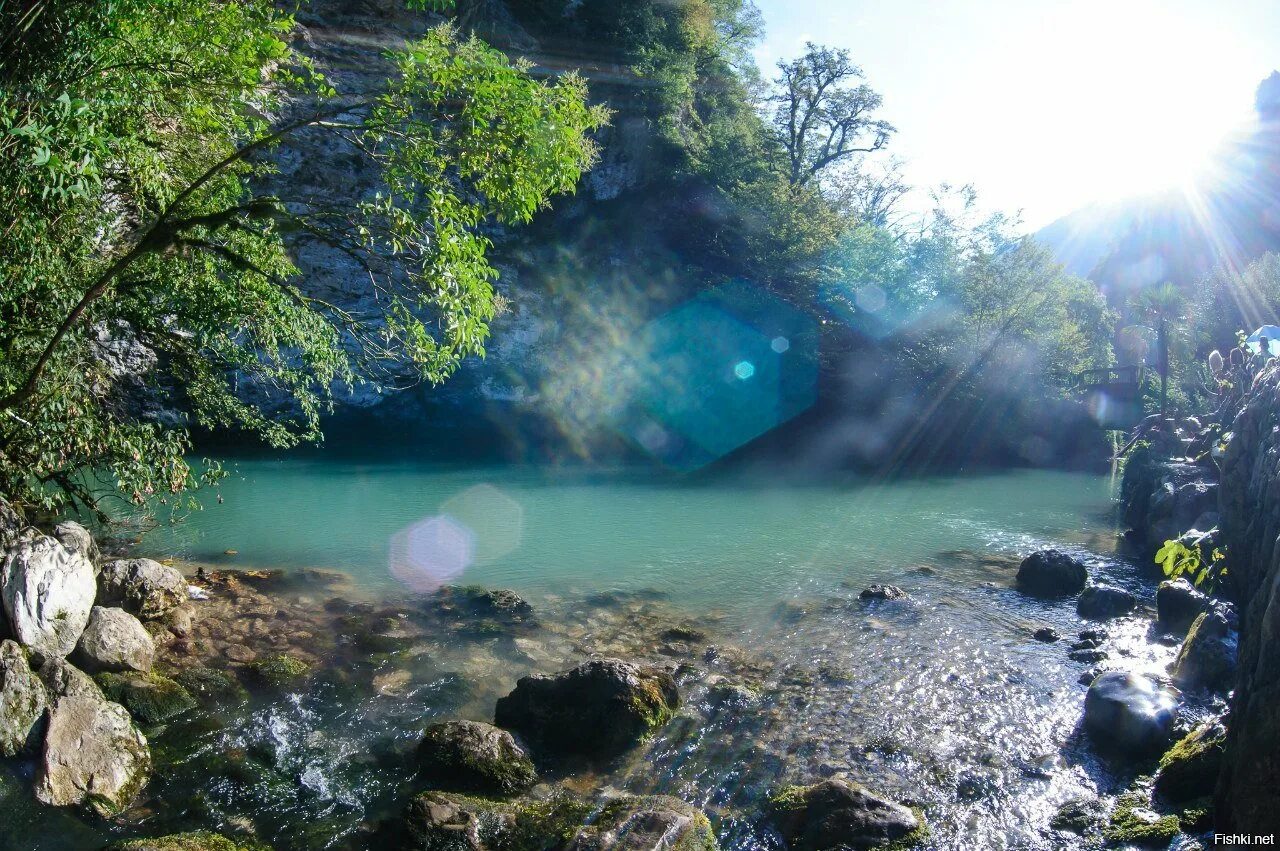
[1216, 362, 1280, 832]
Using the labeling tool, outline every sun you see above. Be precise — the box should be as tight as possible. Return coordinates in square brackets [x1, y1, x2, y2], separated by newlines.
[998, 0, 1260, 214]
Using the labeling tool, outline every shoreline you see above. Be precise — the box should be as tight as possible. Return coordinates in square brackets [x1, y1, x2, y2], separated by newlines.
[1, 505, 1230, 850]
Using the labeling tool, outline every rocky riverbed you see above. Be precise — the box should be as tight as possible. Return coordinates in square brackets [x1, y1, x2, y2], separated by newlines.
[0, 488, 1245, 850]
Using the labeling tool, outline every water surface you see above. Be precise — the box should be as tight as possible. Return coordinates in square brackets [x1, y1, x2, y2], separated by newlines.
[141, 461, 1121, 622]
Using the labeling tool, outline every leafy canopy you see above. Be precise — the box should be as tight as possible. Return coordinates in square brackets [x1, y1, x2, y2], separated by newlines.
[0, 0, 607, 516]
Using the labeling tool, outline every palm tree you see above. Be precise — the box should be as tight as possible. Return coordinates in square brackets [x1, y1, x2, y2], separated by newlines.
[1135, 283, 1186, 414]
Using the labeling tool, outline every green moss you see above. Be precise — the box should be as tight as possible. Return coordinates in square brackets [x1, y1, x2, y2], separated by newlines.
[578, 796, 718, 851]
[171, 666, 249, 706]
[1178, 797, 1213, 831]
[768, 784, 808, 814]
[417, 722, 537, 797]
[96, 672, 197, 724]
[503, 792, 596, 851]
[244, 654, 312, 691]
[884, 811, 930, 851]
[106, 831, 268, 850]
[1104, 793, 1181, 846]
[1051, 798, 1105, 834]
[630, 673, 679, 733]
[1156, 723, 1226, 802]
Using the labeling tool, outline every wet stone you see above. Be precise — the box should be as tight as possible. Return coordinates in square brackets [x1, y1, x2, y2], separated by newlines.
[859, 584, 909, 601]
[1076, 585, 1136, 621]
[768, 777, 923, 851]
[1015, 550, 1088, 597]
[416, 720, 537, 797]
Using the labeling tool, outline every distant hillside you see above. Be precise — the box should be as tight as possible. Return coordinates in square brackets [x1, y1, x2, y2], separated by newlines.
[1036, 71, 1280, 302]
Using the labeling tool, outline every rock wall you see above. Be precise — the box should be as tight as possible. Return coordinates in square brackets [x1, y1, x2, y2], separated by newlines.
[1215, 362, 1280, 832]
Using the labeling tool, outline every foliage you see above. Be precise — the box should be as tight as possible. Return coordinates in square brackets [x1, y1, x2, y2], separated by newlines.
[768, 42, 894, 187]
[1155, 538, 1227, 590]
[0, 0, 606, 516]
[1192, 253, 1280, 354]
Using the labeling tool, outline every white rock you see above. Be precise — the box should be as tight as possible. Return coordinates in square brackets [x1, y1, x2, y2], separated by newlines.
[98, 558, 186, 620]
[74, 607, 154, 673]
[53, 520, 99, 566]
[1, 535, 96, 662]
[35, 689, 150, 816]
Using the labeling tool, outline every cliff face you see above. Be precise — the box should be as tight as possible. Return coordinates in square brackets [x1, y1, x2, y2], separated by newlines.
[246, 0, 676, 454]
[1216, 362, 1280, 831]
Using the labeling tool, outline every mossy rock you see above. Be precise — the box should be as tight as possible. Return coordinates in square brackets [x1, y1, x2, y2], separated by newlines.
[1050, 797, 1106, 834]
[389, 790, 593, 851]
[768, 778, 926, 850]
[416, 720, 537, 797]
[106, 832, 266, 851]
[493, 658, 680, 760]
[1103, 792, 1181, 846]
[1155, 722, 1226, 803]
[578, 795, 719, 851]
[96, 672, 197, 724]
[1177, 797, 1213, 832]
[244, 654, 313, 691]
[172, 666, 249, 706]
[354, 628, 412, 653]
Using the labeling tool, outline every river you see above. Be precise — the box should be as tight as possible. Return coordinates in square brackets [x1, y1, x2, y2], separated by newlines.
[5, 461, 1185, 850]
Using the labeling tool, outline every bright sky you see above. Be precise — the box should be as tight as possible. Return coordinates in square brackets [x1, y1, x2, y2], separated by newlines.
[753, 0, 1280, 230]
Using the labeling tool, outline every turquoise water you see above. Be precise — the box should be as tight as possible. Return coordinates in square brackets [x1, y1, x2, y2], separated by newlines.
[141, 461, 1121, 619]
[2, 460, 1161, 851]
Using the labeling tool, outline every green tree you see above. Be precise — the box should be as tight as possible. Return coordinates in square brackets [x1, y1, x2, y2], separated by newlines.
[0, 0, 607, 515]
[769, 43, 894, 188]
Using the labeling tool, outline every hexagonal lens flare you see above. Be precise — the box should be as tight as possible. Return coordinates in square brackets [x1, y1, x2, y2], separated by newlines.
[388, 514, 475, 593]
[619, 280, 817, 468]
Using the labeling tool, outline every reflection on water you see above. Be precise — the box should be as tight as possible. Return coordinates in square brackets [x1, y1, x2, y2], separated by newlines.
[4, 464, 1187, 851]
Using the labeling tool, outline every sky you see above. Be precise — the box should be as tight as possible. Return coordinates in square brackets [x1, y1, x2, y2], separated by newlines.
[752, 0, 1280, 230]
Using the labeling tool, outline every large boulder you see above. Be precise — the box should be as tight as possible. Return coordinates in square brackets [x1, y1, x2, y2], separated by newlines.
[1155, 721, 1226, 802]
[1076, 585, 1136, 620]
[494, 658, 679, 759]
[53, 520, 99, 566]
[35, 662, 151, 816]
[1, 534, 96, 662]
[98, 558, 186, 620]
[1015, 550, 1088, 597]
[1155, 578, 1209, 634]
[568, 795, 718, 851]
[1170, 609, 1237, 692]
[1083, 671, 1179, 755]
[416, 720, 537, 797]
[0, 638, 46, 756]
[74, 606, 155, 673]
[768, 777, 923, 850]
